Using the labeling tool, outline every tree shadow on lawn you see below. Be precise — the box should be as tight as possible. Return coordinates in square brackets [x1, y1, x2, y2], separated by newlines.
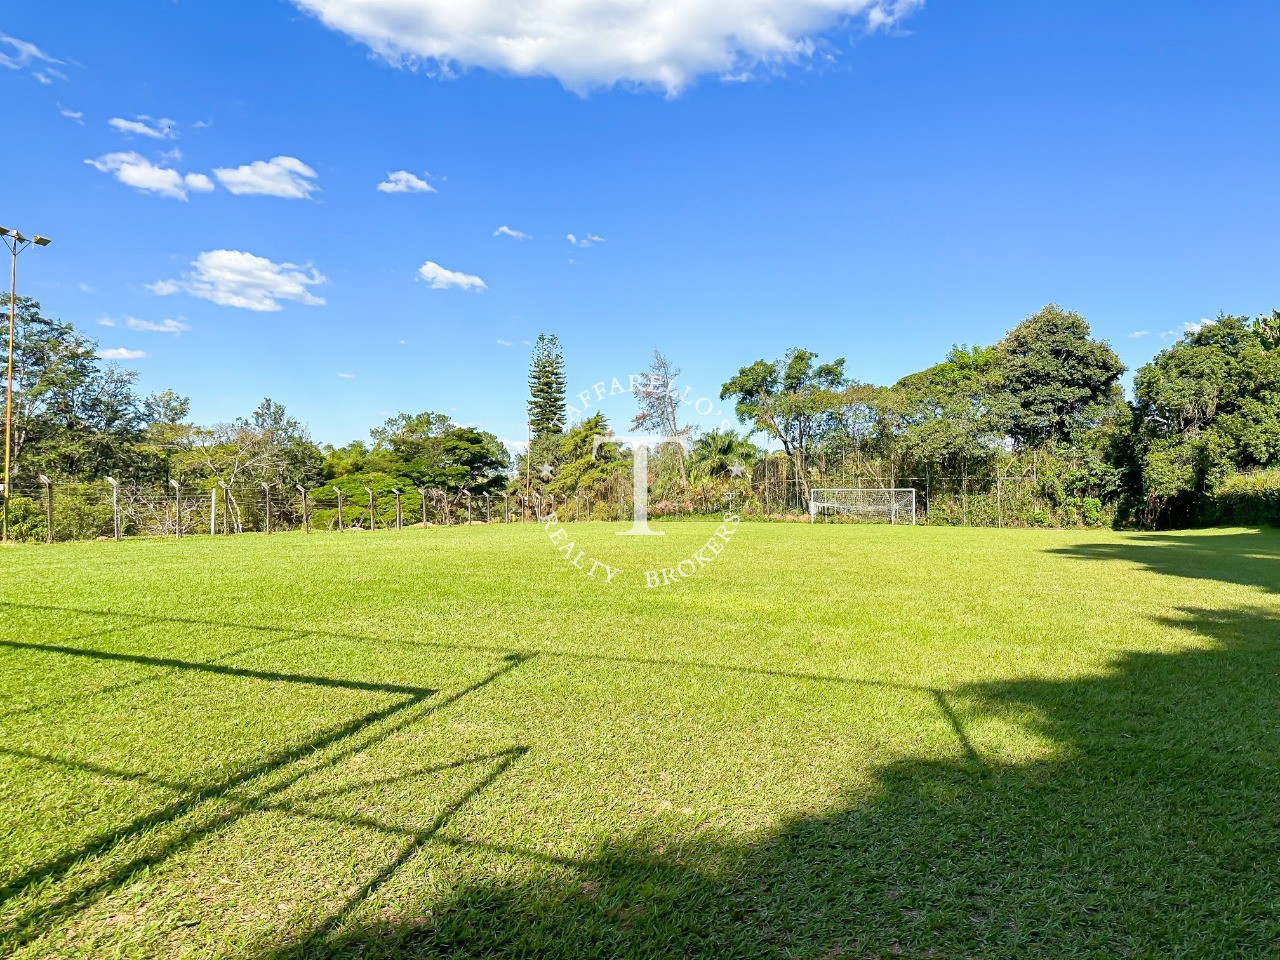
[256, 549, 1280, 958]
[1048, 527, 1280, 596]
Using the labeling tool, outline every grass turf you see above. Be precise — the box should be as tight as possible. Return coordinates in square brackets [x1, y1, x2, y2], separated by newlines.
[0, 522, 1277, 958]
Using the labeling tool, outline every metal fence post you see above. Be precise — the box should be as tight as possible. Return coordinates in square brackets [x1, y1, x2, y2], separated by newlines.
[170, 479, 181, 538]
[210, 488, 217, 535]
[418, 487, 428, 527]
[484, 492, 491, 523]
[392, 489, 403, 529]
[261, 482, 272, 534]
[39, 474, 53, 543]
[297, 484, 309, 533]
[106, 476, 120, 541]
[465, 492, 472, 524]
[503, 492, 510, 523]
[334, 486, 344, 530]
[364, 487, 375, 530]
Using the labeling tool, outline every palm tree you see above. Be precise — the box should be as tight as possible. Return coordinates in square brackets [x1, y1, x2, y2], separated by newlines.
[689, 429, 760, 481]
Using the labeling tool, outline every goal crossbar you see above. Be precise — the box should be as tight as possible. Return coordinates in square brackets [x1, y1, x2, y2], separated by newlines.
[809, 488, 917, 525]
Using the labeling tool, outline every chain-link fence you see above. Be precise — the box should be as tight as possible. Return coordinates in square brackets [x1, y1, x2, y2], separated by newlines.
[1, 463, 1115, 544]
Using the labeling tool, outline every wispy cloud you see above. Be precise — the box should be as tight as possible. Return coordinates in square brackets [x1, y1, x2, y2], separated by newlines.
[149, 250, 327, 312]
[337, 372, 356, 379]
[99, 316, 190, 334]
[1128, 331, 1150, 338]
[58, 104, 83, 124]
[86, 152, 214, 201]
[376, 170, 435, 193]
[417, 261, 487, 291]
[214, 156, 319, 198]
[496, 338, 514, 347]
[494, 225, 531, 240]
[0, 34, 65, 83]
[567, 232, 605, 248]
[97, 347, 148, 360]
[108, 116, 176, 139]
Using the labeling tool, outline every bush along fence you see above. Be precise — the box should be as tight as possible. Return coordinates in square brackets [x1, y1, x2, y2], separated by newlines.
[0, 468, 1140, 544]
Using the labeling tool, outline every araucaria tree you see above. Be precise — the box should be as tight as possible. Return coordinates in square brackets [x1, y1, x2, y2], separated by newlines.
[527, 334, 567, 439]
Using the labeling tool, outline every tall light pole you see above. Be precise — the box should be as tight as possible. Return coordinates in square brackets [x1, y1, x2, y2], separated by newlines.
[0, 227, 51, 542]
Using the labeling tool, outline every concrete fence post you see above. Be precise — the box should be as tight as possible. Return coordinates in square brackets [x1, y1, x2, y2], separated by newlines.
[39, 475, 53, 543]
[261, 482, 272, 534]
[106, 477, 121, 541]
[297, 485, 309, 533]
[169, 479, 181, 538]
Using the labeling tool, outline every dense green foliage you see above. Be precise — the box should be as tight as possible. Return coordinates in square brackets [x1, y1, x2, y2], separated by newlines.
[2, 524, 1278, 956]
[5, 295, 1278, 531]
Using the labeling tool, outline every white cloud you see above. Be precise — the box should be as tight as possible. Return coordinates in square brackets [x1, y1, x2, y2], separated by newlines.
[494, 225, 530, 240]
[149, 250, 327, 312]
[0, 34, 61, 76]
[1160, 319, 1217, 340]
[100, 316, 190, 334]
[1128, 331, 1150, 339]
[567, 232, 605, 248]
[287, 0, 921, 94]
[86, 152, 215, 201]
[338, 372, 356, 379]
[78, 283, 95, 294]
[417, 261, 487, 291]
[59, 105, 83, 124]
[377, 170, 435, 193]
[108, 116, 176, 139]
[213, 156, 319, 198]
[97, 347, 148, 360]
[496, 338, 514, 347]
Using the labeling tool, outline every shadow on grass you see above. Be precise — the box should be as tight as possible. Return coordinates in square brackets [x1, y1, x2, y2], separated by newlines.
[0, 648, 533, 953]
[251, 541, 1280, 958]
[1048, 527, 1280, 595]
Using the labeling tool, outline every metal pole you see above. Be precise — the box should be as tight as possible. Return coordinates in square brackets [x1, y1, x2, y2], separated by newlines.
[334, 487, 344, 530]
[364, 487, 375, 530]
[484, 493, 491, 523]
[418, 488, 428, 527]
[2, 241, 17, 543]
[170, 479, 181, 538]
[210, 488, 216, 535]
[2, 229, 50, 542]
[297, 485, 309, 533]
[261, 482, 272, 534]
[39, 474, 52, 543]
[393, 490, 403, 529]
[465, 492, 472, 524]
[503, 492, 510, 523]
[106, 476, 120, 541]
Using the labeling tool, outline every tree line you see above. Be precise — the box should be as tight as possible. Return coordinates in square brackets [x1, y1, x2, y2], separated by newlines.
[3, 294, 1278, 535]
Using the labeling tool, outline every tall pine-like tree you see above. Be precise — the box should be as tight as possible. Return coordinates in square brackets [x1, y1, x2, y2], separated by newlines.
[527, 333, 567, 439]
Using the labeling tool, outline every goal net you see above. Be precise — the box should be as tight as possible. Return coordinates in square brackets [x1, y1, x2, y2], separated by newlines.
[809, 488, 917, 524]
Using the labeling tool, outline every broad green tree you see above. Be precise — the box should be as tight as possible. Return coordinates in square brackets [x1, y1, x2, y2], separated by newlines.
[993, 305, 1125, 447]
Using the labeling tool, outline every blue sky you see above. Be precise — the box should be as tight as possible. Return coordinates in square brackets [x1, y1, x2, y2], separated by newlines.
[3, 1, 1278, 448]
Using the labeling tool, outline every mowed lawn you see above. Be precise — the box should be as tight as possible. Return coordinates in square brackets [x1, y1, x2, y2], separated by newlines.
[1, 522, 1278, 959]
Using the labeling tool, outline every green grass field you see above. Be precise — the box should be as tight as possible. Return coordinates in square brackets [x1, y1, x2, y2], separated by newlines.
[1, 522, 1277, 958]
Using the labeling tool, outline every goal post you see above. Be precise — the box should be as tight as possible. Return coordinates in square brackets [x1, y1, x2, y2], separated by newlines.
[809, 488, 917, 525]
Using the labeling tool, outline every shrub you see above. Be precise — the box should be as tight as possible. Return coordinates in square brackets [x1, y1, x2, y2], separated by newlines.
[1202, 470, 1280, 527]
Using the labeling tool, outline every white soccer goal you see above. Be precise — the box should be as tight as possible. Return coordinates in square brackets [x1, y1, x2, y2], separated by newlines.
[809, 488, 917, 525]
